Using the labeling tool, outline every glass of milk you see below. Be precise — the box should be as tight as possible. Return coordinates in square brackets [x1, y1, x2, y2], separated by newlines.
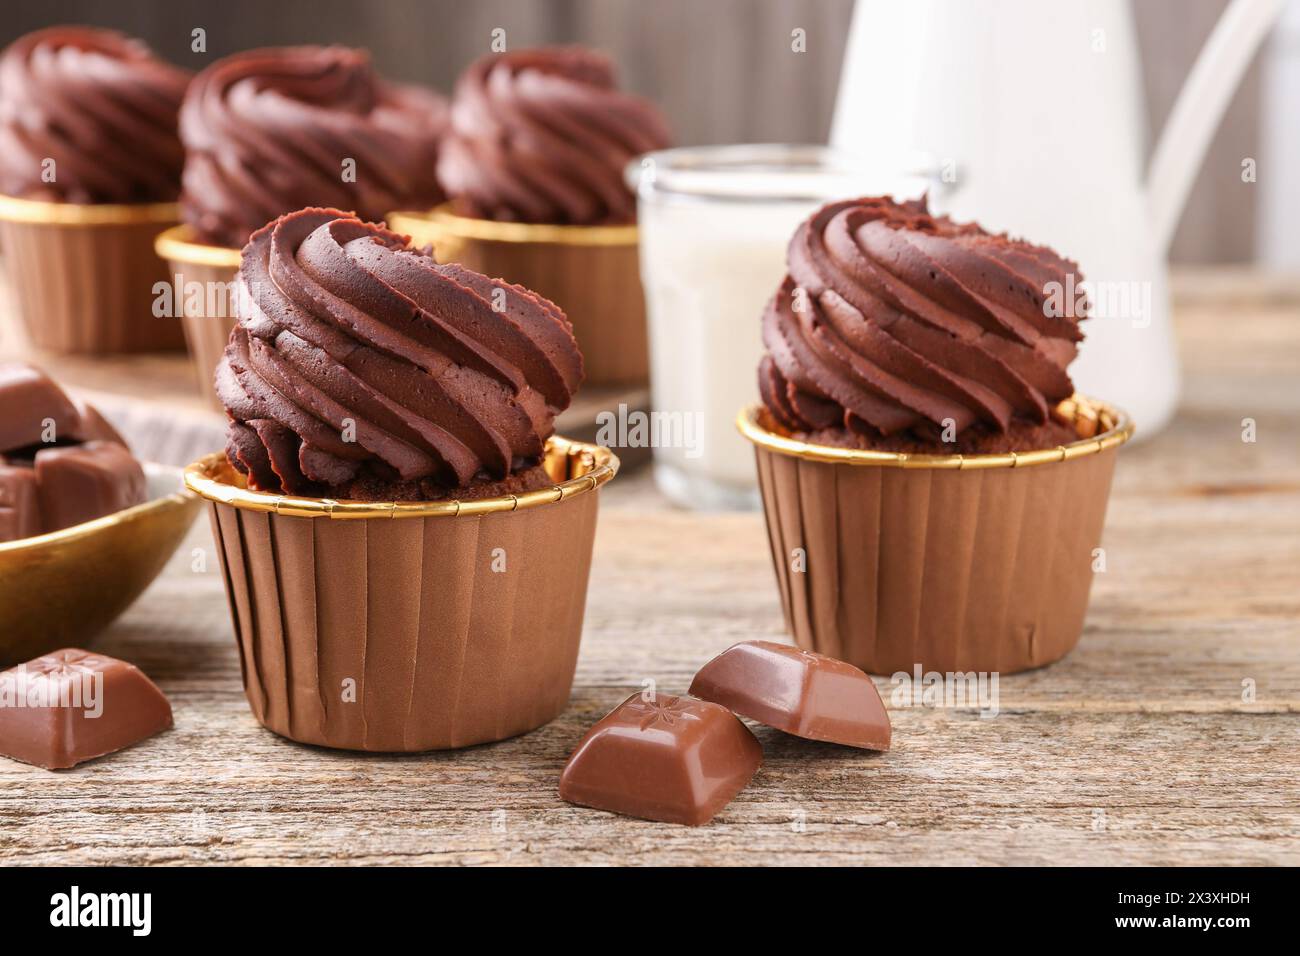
[628, 144, 930, 510]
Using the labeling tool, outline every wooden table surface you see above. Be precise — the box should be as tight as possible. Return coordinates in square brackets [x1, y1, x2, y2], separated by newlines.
[1, 270, 1297, 866]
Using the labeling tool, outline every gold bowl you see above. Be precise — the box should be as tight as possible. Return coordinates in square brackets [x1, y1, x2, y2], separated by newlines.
[0, 463, 202, 665]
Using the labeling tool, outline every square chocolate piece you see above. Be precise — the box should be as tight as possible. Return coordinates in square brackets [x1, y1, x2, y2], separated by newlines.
[34, 441, 146, 533]
[689, 641, 892, 750]
[0, 362, 81, 452]
[0, 648, 173, 769]
[0, 463, 40, 542]
[560, 693, 762, 826]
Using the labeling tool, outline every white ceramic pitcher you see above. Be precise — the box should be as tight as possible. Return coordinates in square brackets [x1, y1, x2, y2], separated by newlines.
[831, 0, 1283, 436]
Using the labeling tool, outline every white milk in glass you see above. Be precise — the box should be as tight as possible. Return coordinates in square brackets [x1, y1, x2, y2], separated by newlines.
[632, 146, 927, 510]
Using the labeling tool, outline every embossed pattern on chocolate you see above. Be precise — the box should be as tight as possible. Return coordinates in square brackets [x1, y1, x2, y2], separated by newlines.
[559, 693, 762, 826]
[0, 648, 172, 769]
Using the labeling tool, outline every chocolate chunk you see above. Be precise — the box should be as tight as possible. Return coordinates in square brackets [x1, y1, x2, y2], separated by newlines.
[689, 641, 892, 750]
[69, 398, 126, 446]
[34, 441, 147, 533]
[0, 365, 144, 543]
[559, 693, 762, 826]
[0, 462, 41, 542]
[0, 648, 172, 769]
[0, 362, 82, 452]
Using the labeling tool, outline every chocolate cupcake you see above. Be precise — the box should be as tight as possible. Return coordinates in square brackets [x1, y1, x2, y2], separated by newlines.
[740, 196, 1133, 674]
[438, 46, 668, 226]
[156, 45, 448, 406]
[391, 46, 672, 385]
[184, 207, 618, 751]
[0, 27, 189, 353]
[178, 46, 445, 248]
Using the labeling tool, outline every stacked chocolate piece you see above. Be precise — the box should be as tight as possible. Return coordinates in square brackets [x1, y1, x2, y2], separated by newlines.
[0, 363, 146, 542]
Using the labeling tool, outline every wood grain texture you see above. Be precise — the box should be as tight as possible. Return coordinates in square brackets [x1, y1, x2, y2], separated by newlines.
[1, 273, 1297, 866]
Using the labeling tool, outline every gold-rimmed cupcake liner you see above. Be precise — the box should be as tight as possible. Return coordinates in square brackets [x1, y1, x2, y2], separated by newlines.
[184, 435, 617, 516]
[0, 194, 181, 226]
[153, 223, 242, 268]
[387, 204, 639, 247]
[186, 436, 618, 751]
[740, 396, 1132, 675]
[737, 396, 1134, 468]
[153, 224, 242, 411]
[388, 204, 648, 386]
[0, 194, 185, 354]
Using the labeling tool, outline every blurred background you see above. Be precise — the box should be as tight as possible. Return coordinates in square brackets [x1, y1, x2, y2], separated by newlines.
[3, 0, 1297, 267]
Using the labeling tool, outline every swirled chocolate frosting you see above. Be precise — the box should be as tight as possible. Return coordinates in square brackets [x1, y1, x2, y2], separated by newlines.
[438, 47, 670, 225]
[180, 47, 447, 248]
[0, 27, 189, 203]
[216, 208, 583, 500]
[759, 196, 1086, 453]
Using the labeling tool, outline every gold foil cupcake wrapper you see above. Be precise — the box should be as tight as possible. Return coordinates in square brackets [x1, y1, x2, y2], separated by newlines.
[153, 223, 243, 268]
[743, 396, 1131, 675]
[388, 203, 639, 247]
[0, 196, 185, 354]
[0, 193, 178, 226]
[737, 395, 1133, 469]
[154, 225, 242, 409]
[185, 436, 618, 519]
[193, 435, 613, 751]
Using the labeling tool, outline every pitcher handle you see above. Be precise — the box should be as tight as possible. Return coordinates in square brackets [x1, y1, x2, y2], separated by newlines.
[1147, 0, 1283, 254]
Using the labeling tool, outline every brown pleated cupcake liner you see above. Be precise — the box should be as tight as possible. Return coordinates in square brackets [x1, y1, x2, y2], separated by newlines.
[740, 398, 1134, 675]
[389, 206, 647, 386]
[0, 195, 185, 354]
[184, 437, 618, 751]
[155, 225, 241, 411]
